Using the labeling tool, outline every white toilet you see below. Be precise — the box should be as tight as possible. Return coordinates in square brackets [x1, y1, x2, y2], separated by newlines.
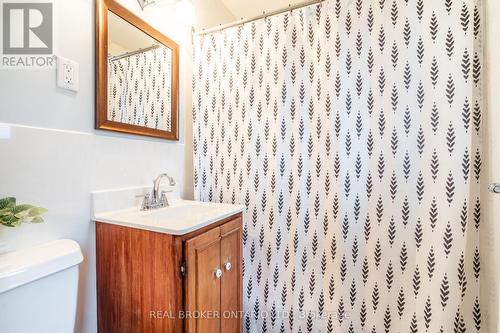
[0, 239, 83, 333]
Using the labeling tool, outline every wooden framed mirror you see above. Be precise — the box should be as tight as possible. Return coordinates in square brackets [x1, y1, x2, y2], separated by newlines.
[96, 0, 179, 140]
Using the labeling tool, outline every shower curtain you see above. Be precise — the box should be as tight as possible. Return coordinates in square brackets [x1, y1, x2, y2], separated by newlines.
[108, 47, 172, 131]
[193, 1, 483, 332]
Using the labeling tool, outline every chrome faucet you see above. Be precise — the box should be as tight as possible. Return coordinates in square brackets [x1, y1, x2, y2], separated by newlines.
[141, 173, 176, 211]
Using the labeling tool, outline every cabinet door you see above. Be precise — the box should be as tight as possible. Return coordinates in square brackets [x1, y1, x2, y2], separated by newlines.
[220, 218, 242, 333]
[185, 227, 222, 333]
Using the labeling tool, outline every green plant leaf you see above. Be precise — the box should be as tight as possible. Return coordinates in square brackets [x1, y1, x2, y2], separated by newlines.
[13, 204, 34, 212]
[31, 216, 44, 224]
[1, 213, 20, 227]
[0, 197, 47, 228]
[13, 204, 35, 218]
[0, 197, 16, 210]
[28, 207, 48, 217]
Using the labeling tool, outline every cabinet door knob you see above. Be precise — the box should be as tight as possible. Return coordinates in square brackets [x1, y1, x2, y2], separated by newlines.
[214, 268, 223, 279]
[489, 183, 500, 194]
[224, 262, 232, 271]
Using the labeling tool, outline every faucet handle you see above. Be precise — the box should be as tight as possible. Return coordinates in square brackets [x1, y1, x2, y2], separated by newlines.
[141, 193, 151, 211]
[160, 191, 169, 207]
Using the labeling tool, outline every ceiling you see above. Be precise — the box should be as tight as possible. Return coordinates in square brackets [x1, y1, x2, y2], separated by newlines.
[220, 0, 307, 20]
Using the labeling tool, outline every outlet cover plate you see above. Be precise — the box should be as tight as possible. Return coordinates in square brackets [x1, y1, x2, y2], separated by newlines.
[57, 56, 79, 92]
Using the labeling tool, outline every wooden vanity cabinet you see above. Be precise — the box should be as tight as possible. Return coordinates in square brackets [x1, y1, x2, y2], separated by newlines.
[184, 218, 242, 333]
[96, 213, 242, 333]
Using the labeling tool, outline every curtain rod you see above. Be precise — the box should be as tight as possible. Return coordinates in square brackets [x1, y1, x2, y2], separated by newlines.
[194, 0, 326, 36]
[109, 44, 160, 62]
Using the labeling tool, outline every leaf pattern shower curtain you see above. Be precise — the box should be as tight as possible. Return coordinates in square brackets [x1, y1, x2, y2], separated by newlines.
[193, 0, 483, 332]
[108, 47, 172, 131]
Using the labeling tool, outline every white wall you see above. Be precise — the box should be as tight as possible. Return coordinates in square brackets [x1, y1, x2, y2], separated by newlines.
[0, 0, 234, 332]
[483, 0, 500, 331]
[219, 0, 302, 23]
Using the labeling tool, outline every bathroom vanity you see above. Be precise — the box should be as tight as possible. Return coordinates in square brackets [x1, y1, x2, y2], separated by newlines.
[93, 191, 244, 333]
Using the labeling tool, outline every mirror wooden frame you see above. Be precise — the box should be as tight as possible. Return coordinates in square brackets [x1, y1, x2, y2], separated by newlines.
[96, 0, 179, 140]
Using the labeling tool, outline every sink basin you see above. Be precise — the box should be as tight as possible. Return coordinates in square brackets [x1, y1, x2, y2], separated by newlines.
[93, 199, 245, 235]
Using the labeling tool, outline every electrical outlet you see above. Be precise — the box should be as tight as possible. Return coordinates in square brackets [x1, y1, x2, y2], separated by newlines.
[57, 56, 79, 92]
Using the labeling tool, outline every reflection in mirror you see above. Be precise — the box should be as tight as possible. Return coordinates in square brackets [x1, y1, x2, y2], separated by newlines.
[107, 11, 173, 132]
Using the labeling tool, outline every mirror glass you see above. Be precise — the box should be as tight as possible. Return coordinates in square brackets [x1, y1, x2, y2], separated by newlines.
[107, 11, 173, 132]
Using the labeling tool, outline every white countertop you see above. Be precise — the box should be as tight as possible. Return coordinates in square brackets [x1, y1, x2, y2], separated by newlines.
[93, 199, 245, 235]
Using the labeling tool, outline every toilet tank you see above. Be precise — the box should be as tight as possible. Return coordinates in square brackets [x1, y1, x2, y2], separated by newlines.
[0, 239, 84, 333]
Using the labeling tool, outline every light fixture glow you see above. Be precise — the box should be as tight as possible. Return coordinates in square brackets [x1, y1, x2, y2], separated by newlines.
[137, 0, 196, 25]
[137, 0, 156, 10]
[175, 0, 197, 26]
